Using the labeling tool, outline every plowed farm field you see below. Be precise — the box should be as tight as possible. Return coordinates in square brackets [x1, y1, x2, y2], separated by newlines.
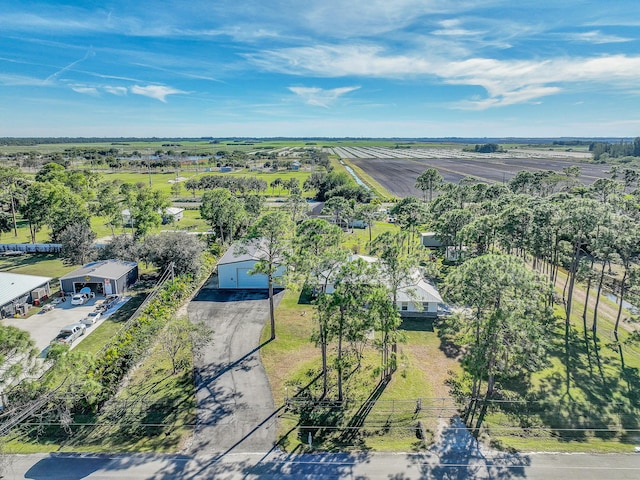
[336, 148, 610, 198]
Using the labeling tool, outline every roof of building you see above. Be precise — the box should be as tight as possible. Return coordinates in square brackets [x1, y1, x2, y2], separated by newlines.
[396, 272, 443, 304]
[59, 259, 138, 281]
[323, 255, 443, 304]
[165, 207, 184, 215]
[0, 272, 52, 307]
[218, 240, 267, 266]
[218, 239, 288, 267]
[122, 207, 184, 216]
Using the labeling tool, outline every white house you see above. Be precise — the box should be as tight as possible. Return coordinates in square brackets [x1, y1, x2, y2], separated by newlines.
[395, 270, 443, 315]
[217, 240, 286, 289]
[323, 255, 443, 317]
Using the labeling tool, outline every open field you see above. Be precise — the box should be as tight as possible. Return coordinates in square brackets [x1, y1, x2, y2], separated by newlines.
[347, 154, 611, 198]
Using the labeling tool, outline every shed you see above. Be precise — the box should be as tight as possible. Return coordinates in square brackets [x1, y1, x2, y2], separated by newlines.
[59, 259, 138, 296]
[217, 240, 286, 289]
[0, 272, 52, 318]
[162, 207, 184, 224]
[420, 232, 443, 248]
[122, 207, 184, 226]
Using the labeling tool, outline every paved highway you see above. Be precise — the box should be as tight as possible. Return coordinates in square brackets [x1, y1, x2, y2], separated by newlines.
[3, 451, 640, 479]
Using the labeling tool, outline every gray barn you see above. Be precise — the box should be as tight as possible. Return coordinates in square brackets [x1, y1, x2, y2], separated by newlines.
[59, 259, 138, 296]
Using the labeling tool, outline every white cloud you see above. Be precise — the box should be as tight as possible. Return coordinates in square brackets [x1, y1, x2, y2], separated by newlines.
[432, 18, 483, 37]
[104, 86, 128, 96]
[71, 86, 99, 95]
[250, 45, 640, 109]
[568, 30, 632, 44]
[130, 85, 186, 102]
[288, 86, 360, 107]
[0, 73, 45, 86]
[455, 86, 562, 109]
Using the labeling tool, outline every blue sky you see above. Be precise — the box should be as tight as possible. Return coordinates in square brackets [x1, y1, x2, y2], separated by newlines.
[1, 1, 640, 137]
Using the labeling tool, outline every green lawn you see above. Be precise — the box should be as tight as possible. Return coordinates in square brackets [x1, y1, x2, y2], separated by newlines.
[470, 271, 640, 453]
[262, 289, 459, 452]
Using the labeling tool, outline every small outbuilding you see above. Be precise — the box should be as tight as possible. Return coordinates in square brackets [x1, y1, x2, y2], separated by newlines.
[420, 232, 443, 248]
[0, 272, 52, 318]
[122, 207, 184, 226]
[217, 241, 285, 289]
[59, 259, 138, 296]
[162, 207, 184, 224]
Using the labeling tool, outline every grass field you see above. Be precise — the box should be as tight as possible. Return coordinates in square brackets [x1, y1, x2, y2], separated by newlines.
[262, 289, 460, 452]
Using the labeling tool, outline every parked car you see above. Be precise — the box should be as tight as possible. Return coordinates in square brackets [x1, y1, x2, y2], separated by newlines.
[51, 323, 86, 346]
[82, 311, 101, 326]
[105, 294, 122, 309]
[70, 294, 86, 305]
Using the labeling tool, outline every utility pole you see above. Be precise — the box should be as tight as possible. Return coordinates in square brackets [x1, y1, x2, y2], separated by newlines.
[147, 153, 152, 187]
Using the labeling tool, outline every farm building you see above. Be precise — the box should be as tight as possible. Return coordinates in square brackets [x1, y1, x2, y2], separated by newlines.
[162, 207, 184, 224]
[0, 272, 52, 318]
[323, 255, 443, 317]
[217, 240, 286, 289]
[121, 207, 184, 226]
[420, 232, 444, 248]
[59, 259, 138, 296]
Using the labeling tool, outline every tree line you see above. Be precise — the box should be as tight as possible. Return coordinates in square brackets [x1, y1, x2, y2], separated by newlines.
[413, 165, 640, 402]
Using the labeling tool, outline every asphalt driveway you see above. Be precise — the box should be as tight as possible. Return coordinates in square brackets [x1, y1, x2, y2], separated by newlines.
[187, 286, 284, 454]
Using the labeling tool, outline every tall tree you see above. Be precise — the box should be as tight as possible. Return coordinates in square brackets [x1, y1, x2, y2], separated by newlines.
[0, 166, 26, 237]
[444, 254, 553, 398]
[612, 217, 640, 342]
[59, 223, 96, 265]
[322, 196, 352, 230]
[129, 187, 168, 238]
[240, 211, 293, 341]
[294, 218, 346, 397]
[355, 203, 382, 247]
[0, 325, 39, 389]
[142, 232, 206, 277]
[390, 196, 428, 250]
[415, 168, 444, 202]
[319, 259, 380, 401]
[285, 193, 308, 227]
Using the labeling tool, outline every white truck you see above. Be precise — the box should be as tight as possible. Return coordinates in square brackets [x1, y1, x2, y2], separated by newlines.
[52, 323, 86, 346]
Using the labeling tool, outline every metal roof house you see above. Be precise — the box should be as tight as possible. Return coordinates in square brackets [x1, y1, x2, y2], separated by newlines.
[217, 241, 286, 289]
[0, 272, 52, 318]
[322, 255, 443, 317]
[59, 259, 138, 296]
